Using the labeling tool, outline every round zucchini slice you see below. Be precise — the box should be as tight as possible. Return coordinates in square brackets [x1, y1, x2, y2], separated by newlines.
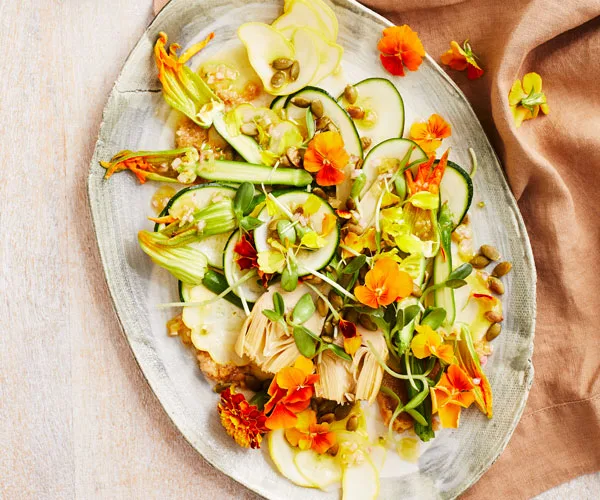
[223, 230, 266, 303]
[439, 160, 473, 229]
[338, 77, 405, 151]
[254, 191, 339, 276]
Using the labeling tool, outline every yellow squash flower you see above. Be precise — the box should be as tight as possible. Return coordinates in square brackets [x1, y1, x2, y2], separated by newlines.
[508, 72, 549, 128]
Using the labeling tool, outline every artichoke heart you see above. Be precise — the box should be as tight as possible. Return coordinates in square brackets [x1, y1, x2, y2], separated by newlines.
[315, 327, 388, 404]
[235, 283, 325, 374]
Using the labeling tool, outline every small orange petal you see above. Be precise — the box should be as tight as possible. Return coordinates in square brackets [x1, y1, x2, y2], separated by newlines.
[446, 364, 475, 392]
[293, 356, 314, 376]
[316, 163, 346, 186]
[436, 344, 455, 365]
[437, 401, 462, 428]
[354, 285, 379, 309]
[344, 334, 362, 356]
[266, 404, 297, 430]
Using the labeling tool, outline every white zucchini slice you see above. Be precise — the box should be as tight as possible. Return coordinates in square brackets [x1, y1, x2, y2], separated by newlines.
[338, 78, 405, 150]
[181, 284, 248, 366]
[359, 138, 427, 198]
[274, 0, 336, 42]
[254, 191, 339, 275]
[439, 160, 473, 228]
[157, 184, 236, 269]
[294, 449, 342, 490]
[223, 230, 266, 303]
[283, 0, 339, 41]
[341, 456, 379, 500]
[267, 430, 315, 488]
[284, 87, 362, 158]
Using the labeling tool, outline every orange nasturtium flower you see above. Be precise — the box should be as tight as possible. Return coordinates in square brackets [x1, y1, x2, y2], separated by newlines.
[303, 131, 350, 186]
[508, 72, 549, 128]
[440, 40, 484, 80]
[341, 227, 377, 258]
[431, 364, 475, 428]
[217, 387, 268, 449]
[377, 25, 425, 77]
[354, 258, 413, 309]
[411, 324, 455, 365]
[409, 114, 452, 153]
[405, 149, 450, 196]
[265, 357, 319, 430]
[285, 410, 337, 454]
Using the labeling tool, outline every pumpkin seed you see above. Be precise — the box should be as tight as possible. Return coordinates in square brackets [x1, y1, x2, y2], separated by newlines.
[327, 443, 340, 457]
[326, 122, 339, 133]
[344, 84, 358, 104]
[344, 223, 363, 234]
[334, 403, 353, 421]
[286, 146, 303, 167]
[213, 382, 231, 393]
[271, 57, 294, 70]
[310, 398, 319, 412]
[411, 282, 423, 298]
[303, 274, 323, 285]
[470, 254, 491, 269]
[321, 335, 334, 344]
[484, 311, 504, 323]
[244, 375, 263, 392]
[359, 313, 378, 331]
[492, 261, 512, 277]
[329, 291, 344, 311]
[359, 265, 368, 280]
[344, 308, 358, 324]
[360, 136, 372, 150]
[289, 60, 300, 81]
[310, 99, 324, 118]
[346, 415, 359, 432]
[346, 197, 357, 210]
[480, 244, 501, 261]
[324, 321, 334, 335]
[312, 187, 327, 199]
[315, 116, 331, 130]
[485, 322, 502, 341]
[320, 413, 335, 424]
[317, 297, 328, 316]
[488, 276, 505, 295]
[240, 122, 258, 136]
[291, 96, 311, 108]
[346, 105, 365, 120]
[271, 70, 286, 88]
[319, 400, 338, 415]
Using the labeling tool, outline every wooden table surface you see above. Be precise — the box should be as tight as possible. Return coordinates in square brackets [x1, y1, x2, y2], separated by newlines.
[0, 1, 595, 498]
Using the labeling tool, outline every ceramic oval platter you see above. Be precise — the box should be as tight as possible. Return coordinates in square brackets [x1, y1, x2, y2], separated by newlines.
[88, 0, 536, 498]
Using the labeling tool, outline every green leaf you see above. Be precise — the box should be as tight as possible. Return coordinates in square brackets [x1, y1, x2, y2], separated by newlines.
[240, 216, 263, 232]
[262, 309, 281, 322]
[445, 279, 468, 289]
[421, 307, 446, 330]
[292, 293, 316, 325]
[277, 220, 296, 246]
[350, 171, 367, 199]
[234, 182, 255, 215]
[293, 326, 317, 358]
[281, 266, 299, 291]
[273, 292, 285, 317]
[341, 254, 367, 275]
[403, 305, 421, 325]
[447, 263, 473, 281]
[407, 191, 439, 210]
[326, 344, 352, 362]
[249, 390, 270, 411]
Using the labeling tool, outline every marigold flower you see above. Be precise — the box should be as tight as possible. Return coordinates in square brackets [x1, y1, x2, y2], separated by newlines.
[430, 364, 475, 428]
[354, 258, 413, 309]
[508, 72, 549, 128]
[411, 324, 454, 364]
[405, 149, 449, 196]
[377, 25, 425, 77]
[303, 131, 350, 186]
[440, 40, 484, 80]
[217, 387, 268, 449]
[409, 114, 452, 153]
[339, 319, 361, 356]
[285, 410, 337, 454]
[265, 357, 319, 429]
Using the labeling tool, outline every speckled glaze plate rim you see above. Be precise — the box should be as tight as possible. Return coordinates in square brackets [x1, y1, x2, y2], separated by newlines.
[87, 0, 537, 498]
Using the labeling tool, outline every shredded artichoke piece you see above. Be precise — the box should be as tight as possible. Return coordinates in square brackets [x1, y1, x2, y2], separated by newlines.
[235, 284, 325, 374]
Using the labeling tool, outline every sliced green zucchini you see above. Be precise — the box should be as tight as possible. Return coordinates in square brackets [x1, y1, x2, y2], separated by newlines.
[433, 247, 455, 326]
[213, 113, 263, 164]
[270, 95, 286, 111]
[284, 87, 362, 158]
[359, 138, 427, 198]
[439, 160, 473, 229]
[223, 230, 266, 303]
[156, 184, 236, 269]
[199, 159, 313, 186]
[338, 78, 405, 150]
[254, 191, 339, 275]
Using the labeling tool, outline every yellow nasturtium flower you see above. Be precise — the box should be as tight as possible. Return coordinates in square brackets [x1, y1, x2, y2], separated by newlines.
[508, 72, 550, 128]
